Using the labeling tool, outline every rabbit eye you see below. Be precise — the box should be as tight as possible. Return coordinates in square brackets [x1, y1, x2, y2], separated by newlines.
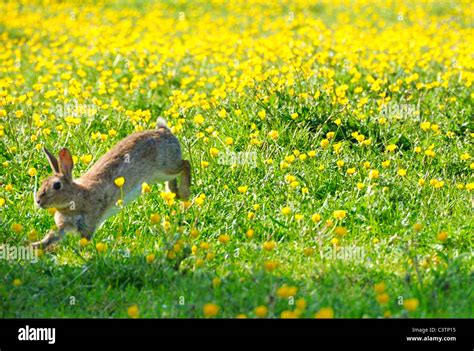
[53, 181, 61, 190]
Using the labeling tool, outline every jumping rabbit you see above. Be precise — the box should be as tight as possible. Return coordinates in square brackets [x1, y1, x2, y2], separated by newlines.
[32, 117, 191, 249]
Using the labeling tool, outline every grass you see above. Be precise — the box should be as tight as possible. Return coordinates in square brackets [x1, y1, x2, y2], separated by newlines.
[0, 0, 473, 318]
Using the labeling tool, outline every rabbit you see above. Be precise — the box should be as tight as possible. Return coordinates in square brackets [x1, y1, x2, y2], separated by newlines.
[32, 117, 191, 250]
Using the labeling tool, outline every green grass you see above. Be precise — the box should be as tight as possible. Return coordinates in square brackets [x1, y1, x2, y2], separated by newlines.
[0, 0, 473, 318]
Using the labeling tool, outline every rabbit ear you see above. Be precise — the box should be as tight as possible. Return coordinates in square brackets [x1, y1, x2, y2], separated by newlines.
[58, 148, 74, 179]
[43, 147, 59, 173]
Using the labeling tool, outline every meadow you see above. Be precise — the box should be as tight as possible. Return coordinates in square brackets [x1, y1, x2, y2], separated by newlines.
[0, 0, 473, 318]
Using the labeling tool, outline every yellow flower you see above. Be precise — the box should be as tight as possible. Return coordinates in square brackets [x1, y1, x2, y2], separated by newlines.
[368, 169, 379, 180]
[218, 234, 230, 244]
[209, 147, 219, 157]
[413, 223, 423, 232]
[12, 223, 23, 233]
[437, 231, 448, 242]
[356, 182, 364, 189]
[218, 109, 227, 118]
[28, 229, 38, 241]
[281, 206, 292, 216]
[114, 177, 125, 187]
[194, 114, 204, 124]
[80, 154, 93, 164]
[420, 121, 431, 131]
[96, 242, 106, 253]
[79, 237, 89, 247]
[386, 144, 397, 152]
[28, 167, 37, 177]
[263, 241, 276, 251]
[376, 293, 389, 304]
[460, 153, 470, 160]
[382, 160, 391, 168]
[146, 253, 155, 263]
[296, 298, 307, 310]
[236, 314, 247, 319]
[336, 160, 345, 168]
[13, 278, 22, 287]
[264, 260, 279, 271]
[414, 146, 422, 153]
[277, 284, 297, 298]
[212, 277, 221, 288]
[315, 307, 334, 319]
[150, 213, 160, 224]
[246, 228, 254, 238]
[425, 149, 435, 157]
[334, 226, 347, 236]
[5, 184, 13, 192]
[346, 167, 356, 175]
[141, 182, 151, 194]
[225, 137, 234, 145]
[237, 185, 248, 194]
[268, 130, 279, 140]
[320, 139, 329, 148]
[333, 210, 347, 220]
[254, 305, 268, 318]
[290, 181, 299, 189]
[374, 282, 386, 294]
[397, 168, 407, 177]
[258, 110, 266, 120]
[203, 303, 219, 318]
[0, 198, 4, 207]
[404, 298, 419, 312]
[127, 304, 139, 319]
[281, 310, 298, 319]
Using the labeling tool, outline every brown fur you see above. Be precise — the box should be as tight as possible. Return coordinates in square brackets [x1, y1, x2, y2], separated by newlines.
[33, 120, 191, 250]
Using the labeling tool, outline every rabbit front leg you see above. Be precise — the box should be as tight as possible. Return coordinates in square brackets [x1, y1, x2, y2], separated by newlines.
[32, 228, 65, 250]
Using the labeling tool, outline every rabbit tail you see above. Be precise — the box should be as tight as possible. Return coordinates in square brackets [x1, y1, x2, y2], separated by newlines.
[156, 117, 169, 130]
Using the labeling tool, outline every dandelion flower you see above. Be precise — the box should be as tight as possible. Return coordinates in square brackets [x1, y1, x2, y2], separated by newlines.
[263, 241, 276, 251]
[127, 304, 139, 319]
[255, 305, 268, 318]
[404, 298, 419, 312]
[203, 303, 219, 318]
[114, 177, 125, 187]
[315, 307, 334, 319]
[333, 210, 347, 220]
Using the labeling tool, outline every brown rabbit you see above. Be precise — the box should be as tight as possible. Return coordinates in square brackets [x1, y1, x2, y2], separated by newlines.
[32, 118, 191, 249]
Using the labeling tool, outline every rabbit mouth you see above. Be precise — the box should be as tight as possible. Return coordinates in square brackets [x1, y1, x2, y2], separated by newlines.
[35, 199, 45, 209]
